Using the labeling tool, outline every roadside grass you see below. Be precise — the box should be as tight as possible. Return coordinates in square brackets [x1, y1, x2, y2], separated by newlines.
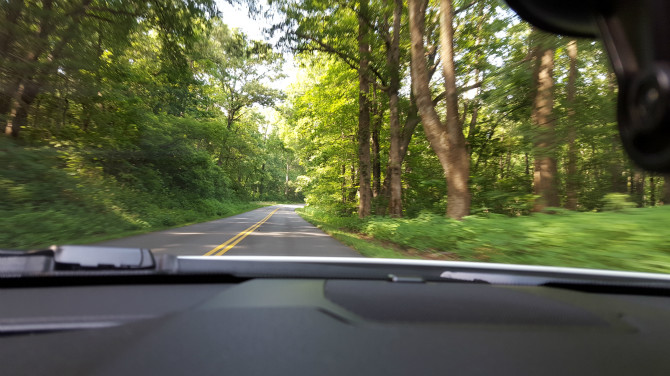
[296, 207, 424, 259]
[0, 139, 276, 250]
[70, 201, 269, 246]
[1, 200, 270, 251]
[319, 227, 415, 259]
[297, 205, 670, 274]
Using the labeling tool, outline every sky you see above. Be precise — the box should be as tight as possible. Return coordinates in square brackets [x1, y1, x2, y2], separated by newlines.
[217, 1, 266, 41]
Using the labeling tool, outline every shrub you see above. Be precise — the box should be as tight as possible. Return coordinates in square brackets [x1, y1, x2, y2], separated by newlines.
[602, 193, 636, 211]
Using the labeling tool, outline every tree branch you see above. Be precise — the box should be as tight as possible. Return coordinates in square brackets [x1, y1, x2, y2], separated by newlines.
[294, 32, 388, 86]
[454, 1, 477, 15]
[432, 91, 445, 106]
[459, 81, 482, 93]
[431, 82, 483, 106]
[87, 6, 140, 17]
[295, 32, 358, 70]
[84, 12, 114, 23]
[354, 5, 391, 44]
[428, 57, 440, 79]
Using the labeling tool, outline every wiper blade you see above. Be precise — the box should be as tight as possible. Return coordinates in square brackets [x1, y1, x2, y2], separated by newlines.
[0, 245, 171, 275]
[52, 245, 154, 270]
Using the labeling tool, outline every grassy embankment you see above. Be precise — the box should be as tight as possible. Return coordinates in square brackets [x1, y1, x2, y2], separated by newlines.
[297, 205, 670, 274]
[0, 140, 276, 250]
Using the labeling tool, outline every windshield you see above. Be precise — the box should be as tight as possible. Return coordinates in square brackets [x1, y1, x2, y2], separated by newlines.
[2, 0, 668, 274]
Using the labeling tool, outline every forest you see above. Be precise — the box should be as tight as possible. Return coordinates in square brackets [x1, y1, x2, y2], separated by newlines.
[1, 0, 303, 248]
[2, 0, 670, 271]
[275, 0, 670, 217]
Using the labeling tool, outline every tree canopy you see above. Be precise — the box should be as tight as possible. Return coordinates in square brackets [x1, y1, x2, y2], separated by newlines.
[2, 0, 667, 251]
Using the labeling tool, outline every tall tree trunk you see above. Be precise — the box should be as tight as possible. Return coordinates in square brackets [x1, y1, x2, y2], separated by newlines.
[259, 163, 265, 199]
[285, 163, 290, 198]
[650, 174, 656, 206]
[6, 80, 41, 137]
[565, 40, 578, 210]
[0, 0, 25, 57]
[349, 163, 358, 203]
[504, 150, 512, 177]
[1, 78, 22, 128]
[531, 30, 560, 211]
[663, 174, 670, 205]
[1, 0, 27, 123]
[610, 135, 628, 193]
[357, 0, 372, 217]
[380, 98, 420, 214]
[439, 0, 471, 219]
[387, 0, 403, 217]
[466, 104, 478, 155]
[465, 1, 485, 157]
[633, 169, 645, 207]
[341, 164, 347, 204]
[607, 73, 627, 193]
[523, 152, 529, 175]
[371, 85, 382, 198]
[3, 0, 91, 137]
[3, 0, 55, 136]
[408, 0, 470, 219]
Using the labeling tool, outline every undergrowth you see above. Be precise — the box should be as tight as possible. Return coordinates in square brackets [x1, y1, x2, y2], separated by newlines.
[297, 205, 670, 273]
[0, 139, 264, 250]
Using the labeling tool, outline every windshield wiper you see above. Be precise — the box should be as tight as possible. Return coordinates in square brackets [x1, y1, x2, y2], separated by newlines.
[0, 245, 175, 275]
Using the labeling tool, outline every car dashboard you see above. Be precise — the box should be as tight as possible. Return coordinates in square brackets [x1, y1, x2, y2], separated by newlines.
[2, 258, 670, 375]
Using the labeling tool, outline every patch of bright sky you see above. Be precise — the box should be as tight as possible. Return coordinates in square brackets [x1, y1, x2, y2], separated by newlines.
[216, 0, 298, 91]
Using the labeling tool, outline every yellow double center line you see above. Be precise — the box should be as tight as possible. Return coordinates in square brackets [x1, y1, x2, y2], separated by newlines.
[203, 208, 280, 256]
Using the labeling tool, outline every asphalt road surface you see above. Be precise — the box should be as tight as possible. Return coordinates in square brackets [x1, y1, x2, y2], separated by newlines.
[95, 204, 361, 257]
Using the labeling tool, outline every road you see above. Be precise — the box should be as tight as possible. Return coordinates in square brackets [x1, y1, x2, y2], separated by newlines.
[94, 204, 361, 257]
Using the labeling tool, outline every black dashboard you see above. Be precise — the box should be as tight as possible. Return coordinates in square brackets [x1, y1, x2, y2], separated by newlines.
[2, 275, 670, 375]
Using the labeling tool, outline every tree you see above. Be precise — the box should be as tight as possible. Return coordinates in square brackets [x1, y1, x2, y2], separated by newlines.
[408, 0, 470, 219]
[357, 0, 373, 217]
[663, 175, 670, 204]
[565, 39, 578, 210]
[198, 20, 284, 130]
[383, 0, 407, 217]
[0, 0, 217, 138]
[272, 0, 426, 217]
[280, 57, 360, 210]
[530, 29, 559, 211]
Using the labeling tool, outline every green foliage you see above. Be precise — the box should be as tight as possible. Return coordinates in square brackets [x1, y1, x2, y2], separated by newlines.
[296, 206, 410, 259]
[302, 205, 670, 273]
[195, 20, 285, 128]
[0, 137, 266, 249]
[279, 57, 359, 210]
[5, 0, 670, 275]
[298, 205, 365, 232]
[279, 4, 662, 219]
[1, 4, 304, 249]
[602, 193, 636, 211]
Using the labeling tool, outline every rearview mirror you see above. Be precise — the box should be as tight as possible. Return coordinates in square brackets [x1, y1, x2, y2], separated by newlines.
[505, 0, 670, 172]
